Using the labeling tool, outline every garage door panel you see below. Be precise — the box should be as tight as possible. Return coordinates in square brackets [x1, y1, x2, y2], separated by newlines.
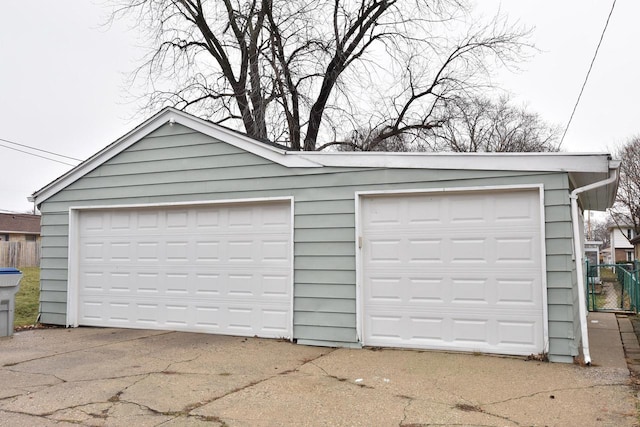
[79, 296, 291, 334]
[497, 320, 539, 347]
[495, 192, 538, 222]
[362, 190, 544, 355]
[495, 237, 536, 262]
[450, 238, 487, 263]
[365, 309, 542, 353]
[407, 239, 443, 263]
[81, 237, 291, 265]
[365, 273, 541, 307]
[80, 269, 289, 298]
[496, 278, 538, 304]
[262, 274, 290, 296]
[366, 235, 539, 266]
[451, 278, 489, 303]
[76, 202, 292, 338]
[407, 197, 442, 224]
[262, 204, 291, 226]
[195, 241, 220, 261]
[450, 197, 487, 223]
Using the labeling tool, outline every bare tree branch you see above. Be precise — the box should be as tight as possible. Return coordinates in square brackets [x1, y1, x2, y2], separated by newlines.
[610, 136, 640, 239]
[113, 0, 532, 150]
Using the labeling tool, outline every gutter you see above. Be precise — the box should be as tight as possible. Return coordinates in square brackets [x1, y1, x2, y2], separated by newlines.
[570, 164, 619, 365]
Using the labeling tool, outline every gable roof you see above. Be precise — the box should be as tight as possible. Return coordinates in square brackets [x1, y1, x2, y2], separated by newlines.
[0, 213, 41, 235]
[32, 107, 620, 211]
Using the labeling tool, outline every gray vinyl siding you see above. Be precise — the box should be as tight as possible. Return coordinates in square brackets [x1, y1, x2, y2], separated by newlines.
[39, 123, 580, 360]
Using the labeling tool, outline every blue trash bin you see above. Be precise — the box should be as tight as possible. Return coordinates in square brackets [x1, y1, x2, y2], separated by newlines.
[0, 268, 22, 337]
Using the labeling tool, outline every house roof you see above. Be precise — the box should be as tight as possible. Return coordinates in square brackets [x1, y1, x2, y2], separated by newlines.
[0, 213, 41, 235]
[32, 107, 620, 211]
[607, 222, 637, 230]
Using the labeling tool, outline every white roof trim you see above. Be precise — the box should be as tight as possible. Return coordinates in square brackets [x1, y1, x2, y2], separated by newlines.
[32, 107, 618, 206]
[33, 108, 322, 204]
[294, 151, 612, 173]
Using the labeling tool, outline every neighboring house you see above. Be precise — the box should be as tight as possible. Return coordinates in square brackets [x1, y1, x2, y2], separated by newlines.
[631, 235, 640, 262]
[0, 212, 42, 267]
[608, 224, 636, 263]
[600, 245, 612, 264]
[584, 241, 602, 283]
[31, 108, 620, 363]
[0, 213, 41, 242]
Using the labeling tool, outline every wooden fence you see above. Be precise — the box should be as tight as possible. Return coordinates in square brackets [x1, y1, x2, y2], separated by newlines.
[0, 241, 41, 268]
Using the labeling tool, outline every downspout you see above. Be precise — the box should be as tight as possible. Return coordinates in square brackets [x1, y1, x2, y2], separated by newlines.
[570, 165, 618, 365]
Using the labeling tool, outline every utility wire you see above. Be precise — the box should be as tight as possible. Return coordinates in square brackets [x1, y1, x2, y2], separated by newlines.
[0, 136, 82, 161]
[0, 142, 78, 166]
[560, 0, 617, 146]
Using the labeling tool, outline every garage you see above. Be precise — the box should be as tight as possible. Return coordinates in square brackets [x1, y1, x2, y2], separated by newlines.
[359, 188, 546, 355]
[69, 200, 293, 339]
[32, 108, 620, 362]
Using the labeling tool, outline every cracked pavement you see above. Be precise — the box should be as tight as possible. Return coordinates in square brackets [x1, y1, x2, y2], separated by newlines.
[0, 327, 636, 426]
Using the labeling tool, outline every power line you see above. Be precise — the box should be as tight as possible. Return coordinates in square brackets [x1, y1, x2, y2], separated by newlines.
[0, 142, 78, 166]
[0, 136, 82, 161]
[559, 0, 617, 146]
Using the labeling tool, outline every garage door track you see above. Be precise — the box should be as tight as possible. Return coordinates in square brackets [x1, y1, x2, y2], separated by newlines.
[0, 327, 636, 426]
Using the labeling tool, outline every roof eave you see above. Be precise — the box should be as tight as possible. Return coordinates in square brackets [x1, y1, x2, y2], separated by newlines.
[32, 108, 323, 205]
[31, 107, 619, 210]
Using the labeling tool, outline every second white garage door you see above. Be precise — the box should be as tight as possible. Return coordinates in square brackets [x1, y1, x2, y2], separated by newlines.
[74, 201, 292, 338]
[360, 189, 545, 355]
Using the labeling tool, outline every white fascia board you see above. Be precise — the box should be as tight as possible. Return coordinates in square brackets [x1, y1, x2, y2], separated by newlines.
[165, 109, 321, 168]
[31, 105, 615, 206]
[32, 108, 321, 205]
[293, 151, 612, 173]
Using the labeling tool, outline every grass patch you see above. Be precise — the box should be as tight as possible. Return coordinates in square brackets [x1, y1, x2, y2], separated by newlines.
[587, 292, 609, 311]
[13, 267, 40, 328]
[600, 267, 617, 281]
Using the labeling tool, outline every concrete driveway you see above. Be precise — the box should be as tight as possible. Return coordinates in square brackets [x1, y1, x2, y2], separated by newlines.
[0, 327, 636, 426]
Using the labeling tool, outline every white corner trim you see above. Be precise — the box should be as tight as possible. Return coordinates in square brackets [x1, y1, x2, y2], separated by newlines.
[289, 197, 296, 342]
[354, 193, 362, 344]
[537, 185, 550, 355]
[66, 208, 80, 328]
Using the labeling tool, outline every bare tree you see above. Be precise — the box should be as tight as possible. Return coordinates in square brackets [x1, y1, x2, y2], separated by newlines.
[429, 96, 560, 152]
[338, 95, 560, 152]
[112, 0, 531, 151]
[587, 217, 610, 246]
[610, 136, 640, 239]
[334, 127, 430, 152]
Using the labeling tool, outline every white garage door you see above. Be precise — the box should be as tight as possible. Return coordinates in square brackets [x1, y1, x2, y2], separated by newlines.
[361, 189, 545, 355]
[75, 201, 292, 338]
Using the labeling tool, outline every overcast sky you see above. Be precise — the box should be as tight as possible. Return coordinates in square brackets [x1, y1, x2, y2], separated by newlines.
[1, 1, 638, 213]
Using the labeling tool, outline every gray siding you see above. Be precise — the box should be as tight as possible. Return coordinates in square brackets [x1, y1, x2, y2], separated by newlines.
[39, 123, 580, 360]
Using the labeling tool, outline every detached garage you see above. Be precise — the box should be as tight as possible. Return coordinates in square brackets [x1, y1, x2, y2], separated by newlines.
[32, 108, 619, 363]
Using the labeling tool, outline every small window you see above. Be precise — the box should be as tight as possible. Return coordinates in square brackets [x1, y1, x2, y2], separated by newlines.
[627, 251, 634, 262]
[0, 234, 8, 241]
[628, 229, 633, 239]
[25, 235, 37, 242]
